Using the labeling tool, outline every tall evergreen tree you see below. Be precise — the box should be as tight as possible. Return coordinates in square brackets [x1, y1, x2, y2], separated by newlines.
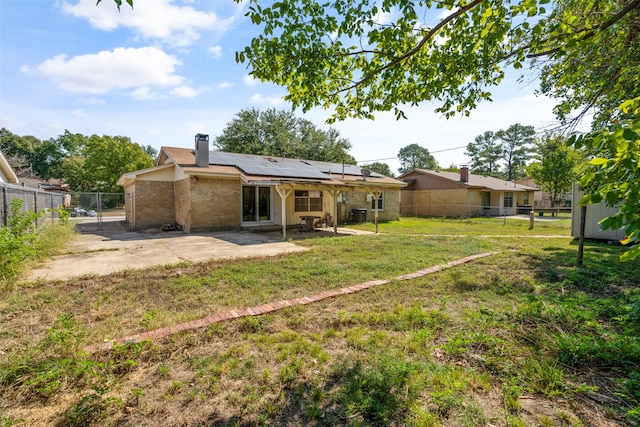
[465, 131, 502, 177]
[496, 124, 536, 181]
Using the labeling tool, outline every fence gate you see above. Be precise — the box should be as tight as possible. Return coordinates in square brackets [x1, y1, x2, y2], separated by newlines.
[68, 192, 126, 232]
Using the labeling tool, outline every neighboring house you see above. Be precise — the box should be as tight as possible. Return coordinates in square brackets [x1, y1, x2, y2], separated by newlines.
[0, 150, 19, 184]
[398, 166, 536, 217]
[117, 135, 406, 236]
[517, 176, 572, 209]
[570, 182, 626, 241]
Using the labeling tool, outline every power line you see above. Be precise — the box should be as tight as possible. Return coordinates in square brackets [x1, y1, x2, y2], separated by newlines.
[358, 145, 467, 164]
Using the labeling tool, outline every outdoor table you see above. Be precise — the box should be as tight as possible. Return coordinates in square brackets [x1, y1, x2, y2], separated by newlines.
[300, 215, 321, 231]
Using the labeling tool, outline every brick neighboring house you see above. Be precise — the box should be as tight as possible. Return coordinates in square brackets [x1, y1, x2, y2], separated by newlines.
[516, 176, 572, 209]
[117, 136, 406, 236]
[398, 166, 536, 217]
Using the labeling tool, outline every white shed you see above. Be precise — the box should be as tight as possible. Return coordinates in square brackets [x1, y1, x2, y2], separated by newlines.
[571, 183, 626, 241]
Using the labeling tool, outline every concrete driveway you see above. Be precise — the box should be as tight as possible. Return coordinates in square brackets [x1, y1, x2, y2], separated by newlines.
[26, 218, 310, 281]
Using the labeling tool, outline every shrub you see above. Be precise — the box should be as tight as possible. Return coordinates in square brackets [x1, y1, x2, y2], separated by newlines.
[0, 199, 73, 281]
[0, 199, 42, 280]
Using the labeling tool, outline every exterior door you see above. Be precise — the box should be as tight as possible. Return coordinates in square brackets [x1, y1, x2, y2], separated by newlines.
[258, 187, 271, 221]
[242, 186, 272, 223]
[480, 191, 491, 216]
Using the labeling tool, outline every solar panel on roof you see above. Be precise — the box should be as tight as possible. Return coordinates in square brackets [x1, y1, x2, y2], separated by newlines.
[305, 160, 385, 178]
[208, 152, 330, 179]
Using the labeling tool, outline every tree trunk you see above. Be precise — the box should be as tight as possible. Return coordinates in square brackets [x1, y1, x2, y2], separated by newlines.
[577, 205, 587, 266]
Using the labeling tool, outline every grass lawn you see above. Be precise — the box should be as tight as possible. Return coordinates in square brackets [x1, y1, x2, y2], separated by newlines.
[1, 217, 639, 426]
[348, 215, 571, 236]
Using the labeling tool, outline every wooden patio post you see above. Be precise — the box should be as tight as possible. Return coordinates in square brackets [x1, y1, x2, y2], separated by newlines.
[370, 190, 382, 234]
[276, 186, 292, 241]
[327, 189, 340, 234]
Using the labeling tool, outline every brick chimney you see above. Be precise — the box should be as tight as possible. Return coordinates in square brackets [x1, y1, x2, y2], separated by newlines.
[195, 134, 209, 167]
[460, 165, 469, 182]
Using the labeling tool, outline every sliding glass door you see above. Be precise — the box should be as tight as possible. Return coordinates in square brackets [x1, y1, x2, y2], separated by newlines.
[242, 186, 272, 223]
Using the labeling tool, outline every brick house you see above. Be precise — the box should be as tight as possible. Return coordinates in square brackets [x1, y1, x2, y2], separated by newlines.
[117, 135, 406, 237]
[398, 167, 536, 217]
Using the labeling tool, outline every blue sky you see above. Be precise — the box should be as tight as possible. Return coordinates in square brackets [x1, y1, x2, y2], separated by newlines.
[1, 0, 569, 173]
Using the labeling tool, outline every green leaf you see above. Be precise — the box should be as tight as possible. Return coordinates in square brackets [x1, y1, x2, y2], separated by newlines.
[622, 128, 638, 141]
[579, 172, 595, 186]
[589, 158, 608, 165]
[620, 244, 640, 262]
[619, 98, 640, 114]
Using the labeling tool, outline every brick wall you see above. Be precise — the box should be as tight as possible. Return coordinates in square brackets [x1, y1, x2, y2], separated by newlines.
[134, 180, 175, 229]
[189, 177, 241, 230]
[382, 188, 401, 220]
[400, 189, 477, 217]
[344, 188, 401, 222]
[174, 178, 191, 231]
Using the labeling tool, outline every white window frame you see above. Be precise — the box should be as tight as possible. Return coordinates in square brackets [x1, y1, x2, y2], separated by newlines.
[503, 192, 514, 208]
[294, 190, 323, 212]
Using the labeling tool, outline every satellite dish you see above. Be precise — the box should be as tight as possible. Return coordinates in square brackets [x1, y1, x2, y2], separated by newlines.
[361, 168, 371, 180]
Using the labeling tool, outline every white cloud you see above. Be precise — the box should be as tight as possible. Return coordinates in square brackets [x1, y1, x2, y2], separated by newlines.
[23, 47, 183, 94]
[171, 85, 199, 98]
[131, 86, 159, 100]
[61, 0, 234, 47]
[81, 96, 106, 105]
[71, 109, 88, 117]
[208, 46, 223, 58]
[218, 81, 233, 89]
[250, 93, 284, 107]
[373, 10, 393, 26]
[437, 6, 459, 21]
[243, 75, 258, 86]
[1, 116, 28, 132]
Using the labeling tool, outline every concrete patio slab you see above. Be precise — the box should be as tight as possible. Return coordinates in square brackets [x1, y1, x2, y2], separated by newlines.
[25, 217, 371, 281]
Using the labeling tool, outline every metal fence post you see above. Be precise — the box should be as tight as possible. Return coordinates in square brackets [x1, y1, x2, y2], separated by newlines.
[2, 186, 7, 226]
[98, 192, 103, 231]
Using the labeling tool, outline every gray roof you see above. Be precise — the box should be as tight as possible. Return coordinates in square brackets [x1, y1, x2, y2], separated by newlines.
[407, 169, 536, 192]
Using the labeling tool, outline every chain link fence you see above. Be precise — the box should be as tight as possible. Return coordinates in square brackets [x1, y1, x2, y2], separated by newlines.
[1, 183, 66, 227]
[1, 185, 126, 232]
[68, 192, 126, 232]
[400, 203, 532, 218]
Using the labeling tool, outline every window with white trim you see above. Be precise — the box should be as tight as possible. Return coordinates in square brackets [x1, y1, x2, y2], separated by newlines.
[503, 192, 513, 208]
[295, 190, 323, 212]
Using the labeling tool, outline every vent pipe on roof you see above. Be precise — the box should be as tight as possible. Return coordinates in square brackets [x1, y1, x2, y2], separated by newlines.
[460, 165, 469, 182]
[195, 134, 209, 167]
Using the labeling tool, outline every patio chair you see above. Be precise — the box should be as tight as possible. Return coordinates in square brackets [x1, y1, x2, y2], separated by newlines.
[296, 218, 306, 233]
[322, 214, 333, 231]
